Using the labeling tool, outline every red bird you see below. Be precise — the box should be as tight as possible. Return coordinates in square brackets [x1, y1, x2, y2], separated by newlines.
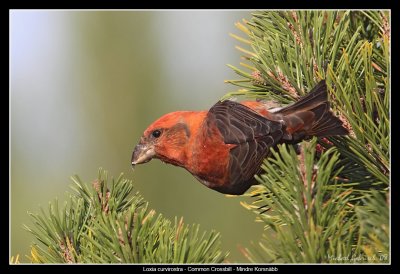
[131, 80, 348, 195]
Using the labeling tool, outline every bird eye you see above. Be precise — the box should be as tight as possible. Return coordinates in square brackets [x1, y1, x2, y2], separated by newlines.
[152, 129, 162, 138]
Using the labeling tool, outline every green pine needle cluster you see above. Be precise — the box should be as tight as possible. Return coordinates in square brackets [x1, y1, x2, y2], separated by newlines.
[229, 11, 389, 263]
[240, 139, 360, 263]
[24, 169, 228, 263]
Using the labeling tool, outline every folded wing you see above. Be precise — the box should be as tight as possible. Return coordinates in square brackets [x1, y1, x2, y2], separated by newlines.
[207, 100, 284, 194]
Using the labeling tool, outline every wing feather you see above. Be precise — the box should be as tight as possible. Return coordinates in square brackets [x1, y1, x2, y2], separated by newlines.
[207, 100, 284, 194]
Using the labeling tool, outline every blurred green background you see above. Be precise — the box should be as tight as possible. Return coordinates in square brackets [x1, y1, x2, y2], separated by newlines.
[10, 10, 264, 263]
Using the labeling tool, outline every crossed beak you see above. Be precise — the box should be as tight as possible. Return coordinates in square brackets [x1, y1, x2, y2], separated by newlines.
[131, 143, 156, 166]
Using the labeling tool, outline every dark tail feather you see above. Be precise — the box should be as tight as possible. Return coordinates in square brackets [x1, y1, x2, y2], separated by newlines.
[276, 80, 348, 139]
[307, 103, 349, 136]
[277, 80, 328, 115]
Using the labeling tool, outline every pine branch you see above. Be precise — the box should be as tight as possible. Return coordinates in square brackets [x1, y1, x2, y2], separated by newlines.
[356, 190, 389, 263]
[24, 168, 228, 263]
[241, 139, 359, 263]
[228, 11, 390, 264]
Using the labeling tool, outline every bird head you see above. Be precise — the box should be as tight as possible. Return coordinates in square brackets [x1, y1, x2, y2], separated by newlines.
[131, 111, 205, 168]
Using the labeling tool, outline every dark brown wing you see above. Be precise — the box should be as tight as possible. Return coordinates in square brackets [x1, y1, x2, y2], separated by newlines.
[207, 100, 284, 194]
